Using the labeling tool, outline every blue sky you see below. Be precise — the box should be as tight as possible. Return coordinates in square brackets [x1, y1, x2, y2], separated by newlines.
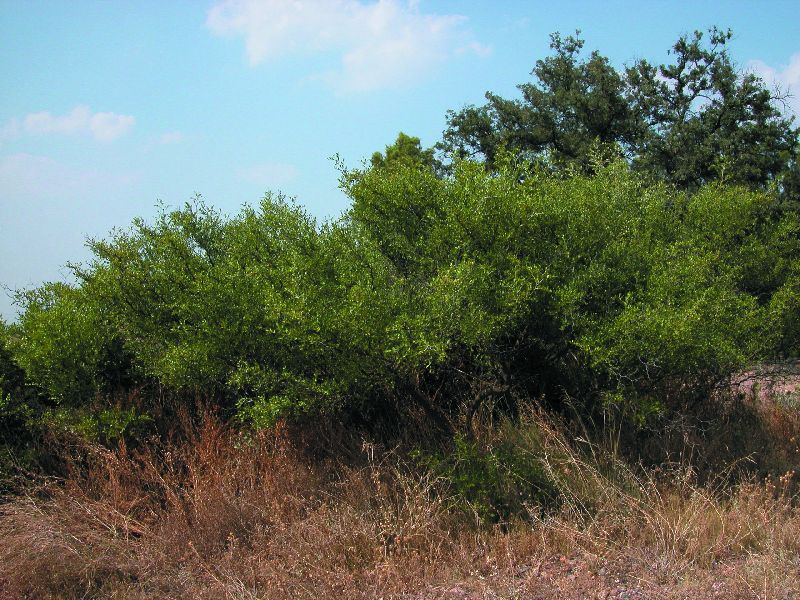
[2, 0, 799, 320]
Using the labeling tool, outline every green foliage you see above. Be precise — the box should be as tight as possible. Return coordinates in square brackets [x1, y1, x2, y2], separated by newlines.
[441, 28, 799, 202]
[370, 132, 438, 173]
[1, 320, 47, 487]
[10, 283, 105, 404]
[442, 32, 639, 172]
[69, 194, 399, 427]
[414, 432, 559, 523]
[6, 154, 799, 435]
[0, 320, 28, 413]
[8, 277, 136, 407]
[40, 405, 152, 446]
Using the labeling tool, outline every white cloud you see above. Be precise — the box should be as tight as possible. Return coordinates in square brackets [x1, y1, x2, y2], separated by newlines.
[88, 111, 135, 142]
[159, 131, 185, 145]
[206, 0, 489, 92]
[747, 54, 800, 117]
[237, 161, 298, 186]
[11, 105, 135, 142]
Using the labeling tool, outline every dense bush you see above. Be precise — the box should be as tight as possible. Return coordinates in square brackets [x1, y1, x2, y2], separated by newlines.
[3, 156, 797, 443]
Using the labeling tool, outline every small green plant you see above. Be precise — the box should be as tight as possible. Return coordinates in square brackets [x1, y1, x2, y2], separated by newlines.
[414, 433, 559, 523]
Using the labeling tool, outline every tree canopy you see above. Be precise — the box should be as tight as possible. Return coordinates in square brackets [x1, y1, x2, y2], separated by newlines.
[441, 28, 799, 203]
[370, 132, 438, 173]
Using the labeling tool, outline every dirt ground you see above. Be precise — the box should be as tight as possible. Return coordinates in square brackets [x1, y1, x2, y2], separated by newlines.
[415, 553, 798, 599]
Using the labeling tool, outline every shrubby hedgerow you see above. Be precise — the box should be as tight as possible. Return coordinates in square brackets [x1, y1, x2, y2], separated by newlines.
[3, 155, 798, 438]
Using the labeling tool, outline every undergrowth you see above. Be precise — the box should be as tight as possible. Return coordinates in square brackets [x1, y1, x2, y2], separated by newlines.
[1, 394, 799, 599]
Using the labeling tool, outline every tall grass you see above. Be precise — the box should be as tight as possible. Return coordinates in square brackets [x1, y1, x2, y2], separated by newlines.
[1, 400, 798, 599]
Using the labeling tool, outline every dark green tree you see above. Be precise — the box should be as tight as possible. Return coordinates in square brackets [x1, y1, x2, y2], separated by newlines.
[441, 28, 799, 196]
[441, 32, 640, 172]
[626, 27, 798, 191]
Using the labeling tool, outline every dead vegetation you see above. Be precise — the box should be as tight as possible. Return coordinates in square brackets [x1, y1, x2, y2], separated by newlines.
[1, 389, 799, 599]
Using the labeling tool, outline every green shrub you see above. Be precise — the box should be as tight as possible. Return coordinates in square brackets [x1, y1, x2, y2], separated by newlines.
[40, 405, 152, 446]
[414, 432, 559, 523]
[6, 160, 798, 433]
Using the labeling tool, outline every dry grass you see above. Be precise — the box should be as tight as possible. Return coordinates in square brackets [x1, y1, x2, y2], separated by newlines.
[530, 432, 800, 597]
[1, 402, 799, 599]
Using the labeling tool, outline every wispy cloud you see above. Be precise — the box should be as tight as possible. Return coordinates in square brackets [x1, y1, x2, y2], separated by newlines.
[159, 131, 185, 145]
[0, 153, 137, 198]
[237, 161, 298, 187]
[206, 0, 490, 93]
[2, 105, 135, 143]
[748, 53, 800, 117]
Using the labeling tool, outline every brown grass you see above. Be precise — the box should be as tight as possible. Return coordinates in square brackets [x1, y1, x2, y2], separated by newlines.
[1, 401, 799, 599]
